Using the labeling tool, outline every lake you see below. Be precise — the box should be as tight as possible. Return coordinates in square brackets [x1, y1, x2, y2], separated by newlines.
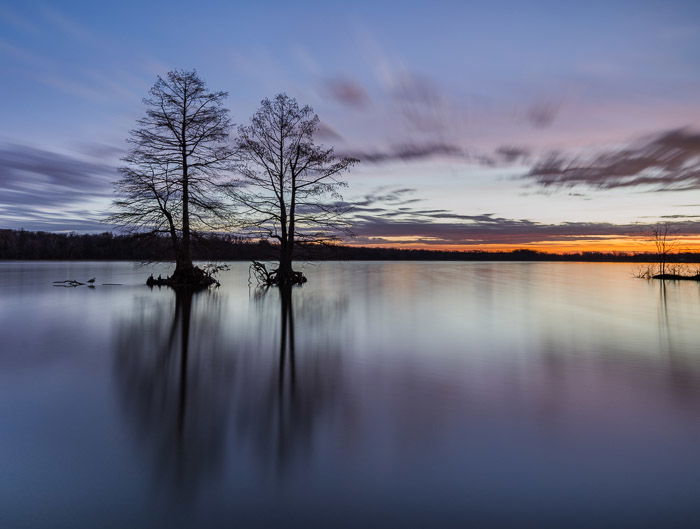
[2, 261, 700, 528]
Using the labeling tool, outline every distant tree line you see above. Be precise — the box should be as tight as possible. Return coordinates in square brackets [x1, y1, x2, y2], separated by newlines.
[5, 229, 700, 263]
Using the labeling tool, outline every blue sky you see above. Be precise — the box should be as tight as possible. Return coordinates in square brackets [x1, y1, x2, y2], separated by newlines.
[1, 0, 700, 250]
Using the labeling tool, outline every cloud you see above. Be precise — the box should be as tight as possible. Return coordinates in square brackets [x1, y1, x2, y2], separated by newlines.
[348, 35, 461, 134]
[494, 146, 531, 164]
[0, 143, 116, 231]
[391, 73, 454, 133]
[292, 45, 321, 76]
[314, 121, 343, 141]
[346, 187, 419, 208]
[323, 77, 370, 108]
[340, 142, 535, 166]
[340, 186, 700, 247]
[40, 6, 99, 46]
[525, 100, 560, 128]
[0, 32, 145, 103]
[524, 128, 700, 191]
[657, 214, 700, 219]
[0, 37, 47, 69]
[340, 142, 465, 163]
[0, 208, 110, 232]
[348, 215, 700, 246]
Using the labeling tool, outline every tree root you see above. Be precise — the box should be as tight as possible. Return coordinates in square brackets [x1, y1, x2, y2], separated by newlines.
[147, 265, 219, 288]
[250, 261, 307, 286]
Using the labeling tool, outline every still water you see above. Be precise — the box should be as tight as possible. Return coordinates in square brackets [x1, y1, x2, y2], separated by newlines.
[2, 261, 700, 528]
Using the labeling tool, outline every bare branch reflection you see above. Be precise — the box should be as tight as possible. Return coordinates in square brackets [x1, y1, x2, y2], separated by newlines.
[239, 284, 350, 477]
[112, 282, 351, 495]
[112, 288, 232, 498]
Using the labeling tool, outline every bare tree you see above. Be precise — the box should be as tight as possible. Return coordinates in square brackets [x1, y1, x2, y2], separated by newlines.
[110, 70, 234, 285]
[230, 94, 357, 285]
[651, 222, 677, 276]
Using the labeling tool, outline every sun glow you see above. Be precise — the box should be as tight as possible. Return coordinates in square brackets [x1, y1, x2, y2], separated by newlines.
[347, 235, 700, 254]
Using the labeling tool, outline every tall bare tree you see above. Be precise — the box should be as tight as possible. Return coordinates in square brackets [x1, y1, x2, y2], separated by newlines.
[111, 69, 233, 284]
[231, 94, 357, 285]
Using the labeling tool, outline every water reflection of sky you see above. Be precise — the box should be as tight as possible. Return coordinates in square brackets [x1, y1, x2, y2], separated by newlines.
[2, 261, 700, 528]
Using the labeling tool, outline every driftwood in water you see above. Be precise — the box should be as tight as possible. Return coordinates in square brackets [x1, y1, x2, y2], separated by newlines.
[53, 279, 85, 287]
[53, 278, 121, 287]
[250, 261, 307, 286]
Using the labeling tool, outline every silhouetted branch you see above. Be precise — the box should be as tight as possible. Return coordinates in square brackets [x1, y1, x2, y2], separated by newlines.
[228, 93, 357, 285]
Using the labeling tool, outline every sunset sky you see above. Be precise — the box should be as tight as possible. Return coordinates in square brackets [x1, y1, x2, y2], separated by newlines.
[1, 0, 700, 252]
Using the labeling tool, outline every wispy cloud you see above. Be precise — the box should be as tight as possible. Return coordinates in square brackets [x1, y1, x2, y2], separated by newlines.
[347, 215, 698, 247]
[524, 128, 700, 191]
[0, 143, 116, 231]
[339, 186, 698, 247]
[340, 142, 466, 163]
[494, 146, 531, 164]
[524, 100, 561, 128]
[323, 77, 370, 108]
[39, 6, 100, 47]
[314, 122, 344, 141]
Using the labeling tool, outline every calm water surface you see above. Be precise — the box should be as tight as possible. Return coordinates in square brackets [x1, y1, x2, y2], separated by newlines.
[2, 261, 700, 528]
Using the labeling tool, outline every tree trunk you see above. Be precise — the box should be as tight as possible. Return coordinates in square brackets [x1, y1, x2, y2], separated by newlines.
[277, 240, 294, 284]
[178, 186, 192, 274]
[163, 210, 181, 268]
[178, 105, 193, 276]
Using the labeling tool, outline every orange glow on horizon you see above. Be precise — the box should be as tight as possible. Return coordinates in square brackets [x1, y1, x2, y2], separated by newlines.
[345, 236, 700, 254]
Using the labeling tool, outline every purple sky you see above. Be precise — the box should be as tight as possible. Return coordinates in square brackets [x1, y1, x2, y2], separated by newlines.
[1, 0, 700, 250]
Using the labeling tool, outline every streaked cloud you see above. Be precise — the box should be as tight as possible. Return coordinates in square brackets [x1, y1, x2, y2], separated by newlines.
[339, 186, 684, 247]
[340, 143, 465, 163]
[525, 100, 560, 129]
[348, 216, 700, 247]
[0, 143, 116, 231]
[525, 128, 700, 191]
[323, 78, 370, 108]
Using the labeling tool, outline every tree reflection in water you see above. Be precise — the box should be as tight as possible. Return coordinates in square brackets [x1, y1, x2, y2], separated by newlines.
[113, 287, 232, 498]
[112, 283, 349, 496]
[237, 284, 348, 477]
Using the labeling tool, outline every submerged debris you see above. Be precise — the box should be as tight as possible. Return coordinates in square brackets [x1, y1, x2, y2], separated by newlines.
[53, 279, 85, 287]
[52, 278, 124, 288]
